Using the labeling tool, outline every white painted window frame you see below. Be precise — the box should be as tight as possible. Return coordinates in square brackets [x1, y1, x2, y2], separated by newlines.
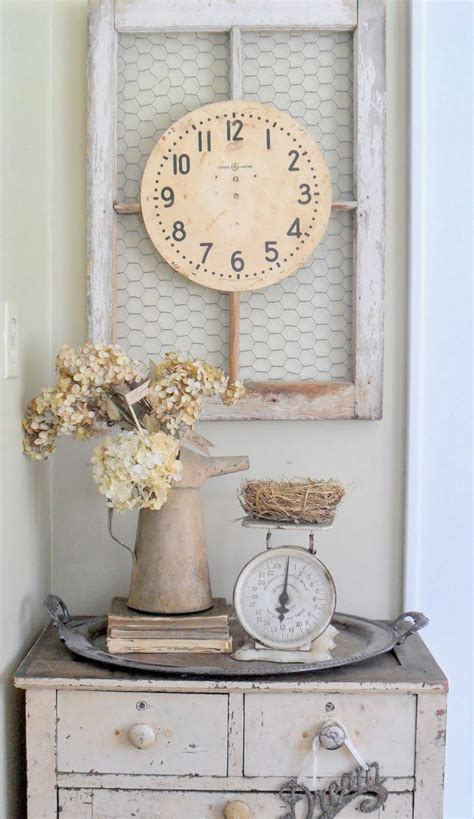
[87, 0, 386, 420]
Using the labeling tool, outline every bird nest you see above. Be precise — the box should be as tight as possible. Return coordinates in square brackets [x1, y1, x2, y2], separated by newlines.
[239, 479, 345, 526]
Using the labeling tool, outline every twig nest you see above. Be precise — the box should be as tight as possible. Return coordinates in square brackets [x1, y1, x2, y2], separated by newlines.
[239, 479, 345, 525]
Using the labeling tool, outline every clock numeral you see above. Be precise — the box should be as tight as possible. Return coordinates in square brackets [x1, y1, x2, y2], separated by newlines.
[172, 221, 186, 241]
[231, 250, 245, 273]
[172, 153, 191, 175]
[199, 242, 213, 263]
[287, 218, 301, 238]
[288, 150, 300, 172]
[264, 240, 279, 263]
[298, 183, 311, 205]
[160, 186, 174, 208]
[226, 119, 244, 142]
[266, 128, 271, 150]
[197, 130, 212, 152]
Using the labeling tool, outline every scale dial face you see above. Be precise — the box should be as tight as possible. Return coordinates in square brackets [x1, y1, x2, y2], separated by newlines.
[141, 100, 332, 292]
[233, 545, 336, 650]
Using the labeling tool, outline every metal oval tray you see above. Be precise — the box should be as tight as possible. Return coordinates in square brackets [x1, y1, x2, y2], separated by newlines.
[45, 596, 427, 678]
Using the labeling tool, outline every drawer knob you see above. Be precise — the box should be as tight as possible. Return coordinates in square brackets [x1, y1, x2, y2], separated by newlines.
[128, 723, 156, 749]
[319, 722, 346, 750]
[224, 800, 251, 819]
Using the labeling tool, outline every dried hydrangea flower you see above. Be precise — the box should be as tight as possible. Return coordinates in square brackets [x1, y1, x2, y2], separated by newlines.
[91, 430, 182, 512]
[22, 386, 59, 459]
[22, 344, 146, 459]
[147, 352, 245, 433]
[56, 343, 147, 389]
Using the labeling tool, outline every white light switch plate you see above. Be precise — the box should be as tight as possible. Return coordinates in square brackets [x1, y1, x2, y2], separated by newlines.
[3, 302, 19, 378]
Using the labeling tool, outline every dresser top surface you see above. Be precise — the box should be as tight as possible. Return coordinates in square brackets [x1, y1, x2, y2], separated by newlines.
[14, 621, 447, 693]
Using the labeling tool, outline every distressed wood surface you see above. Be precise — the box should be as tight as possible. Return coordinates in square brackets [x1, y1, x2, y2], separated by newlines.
[15, 624, 448, 692]
[58, 789, 93, 819]
[56, 771, 414, 793]
[413, 693, 447, 819]
[228, 26, 242, 379]
[114, 0, 358, 32]
[228, 293, 240, 382]
[58, 787, 413, 818]
[202, 381, 356, 420]
[21, 628, 445, 819]
[87, 0, 117, 343]
[26, 689, 57, 818]
[230, 26, 242, 99]
[113, 200, 356, 215]
[353, 0, 386, 418]
[244, 692, 416, 778]
[57, 689, 228, 776]
[227, 693, 244, 776]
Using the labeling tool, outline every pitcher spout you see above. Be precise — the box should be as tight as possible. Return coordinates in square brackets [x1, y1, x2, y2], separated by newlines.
[206, 455, 250, 479]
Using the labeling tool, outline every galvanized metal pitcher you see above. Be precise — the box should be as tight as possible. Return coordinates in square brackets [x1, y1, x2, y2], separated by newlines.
[127, 447, 249, 614]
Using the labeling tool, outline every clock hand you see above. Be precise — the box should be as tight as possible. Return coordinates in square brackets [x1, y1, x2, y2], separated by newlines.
[276, 558, 290, 622]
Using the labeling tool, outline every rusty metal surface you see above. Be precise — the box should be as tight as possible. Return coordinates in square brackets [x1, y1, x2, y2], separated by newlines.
[43, 596, 428, 679]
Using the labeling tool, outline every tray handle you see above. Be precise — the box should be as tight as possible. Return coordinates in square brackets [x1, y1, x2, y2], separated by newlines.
[44, 594, 71, 629]
[390, 611, 429, 645]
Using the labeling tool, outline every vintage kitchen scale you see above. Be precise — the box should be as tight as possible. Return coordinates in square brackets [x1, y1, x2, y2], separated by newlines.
[233, 520, 337, 655]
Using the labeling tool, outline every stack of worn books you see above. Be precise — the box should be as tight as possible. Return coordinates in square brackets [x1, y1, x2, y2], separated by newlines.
[107, 597, 232, 654]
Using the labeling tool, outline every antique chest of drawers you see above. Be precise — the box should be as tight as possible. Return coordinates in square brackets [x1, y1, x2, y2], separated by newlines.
[15, 624, 447, 818]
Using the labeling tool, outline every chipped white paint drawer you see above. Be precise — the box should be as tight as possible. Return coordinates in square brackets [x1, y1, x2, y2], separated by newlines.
[244, 692, 416, 778]
[58, 787, 414, 819]
[57, 690, 228, 776]
[15, 625, 447, 819]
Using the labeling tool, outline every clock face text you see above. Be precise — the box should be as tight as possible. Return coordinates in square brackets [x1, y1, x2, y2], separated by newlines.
[141, 100, 332, 292]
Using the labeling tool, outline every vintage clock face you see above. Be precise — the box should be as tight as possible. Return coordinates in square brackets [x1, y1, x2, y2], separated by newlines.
[141, 100, 332, 292]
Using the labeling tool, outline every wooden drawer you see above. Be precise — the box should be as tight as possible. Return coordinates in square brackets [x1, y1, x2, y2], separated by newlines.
[57, 691, 228, 776]
[58, 788, 414, 819]
[244, 692, 416, 778]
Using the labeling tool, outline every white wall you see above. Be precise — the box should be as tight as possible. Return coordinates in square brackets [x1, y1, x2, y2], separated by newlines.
[0, 4, 52, 816]
[406, 3, 473, 817]
[50, 1, 410, 626]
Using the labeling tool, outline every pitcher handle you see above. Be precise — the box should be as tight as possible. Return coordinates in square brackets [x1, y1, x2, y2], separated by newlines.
[108, 508, 136, 562]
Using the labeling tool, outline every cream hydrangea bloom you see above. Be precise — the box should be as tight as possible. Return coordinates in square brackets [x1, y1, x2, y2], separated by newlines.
[91, 430, 182, 512]
[23, 344, 146, 459]
[147, 352, 245, 434]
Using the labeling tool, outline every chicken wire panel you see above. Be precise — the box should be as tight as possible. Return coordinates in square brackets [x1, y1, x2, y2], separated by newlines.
[240, 211, 353, 382]
[117, 31, 231, 201]
[242, 30, 354, 199]
[116, 29, 353, 382]
[116, 32, 230, 367]
[239, 30, 354, 382]
[116, 213, 229, 367]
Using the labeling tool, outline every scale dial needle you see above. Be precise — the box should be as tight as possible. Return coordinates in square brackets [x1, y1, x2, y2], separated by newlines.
[276, 557, 290, 622]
